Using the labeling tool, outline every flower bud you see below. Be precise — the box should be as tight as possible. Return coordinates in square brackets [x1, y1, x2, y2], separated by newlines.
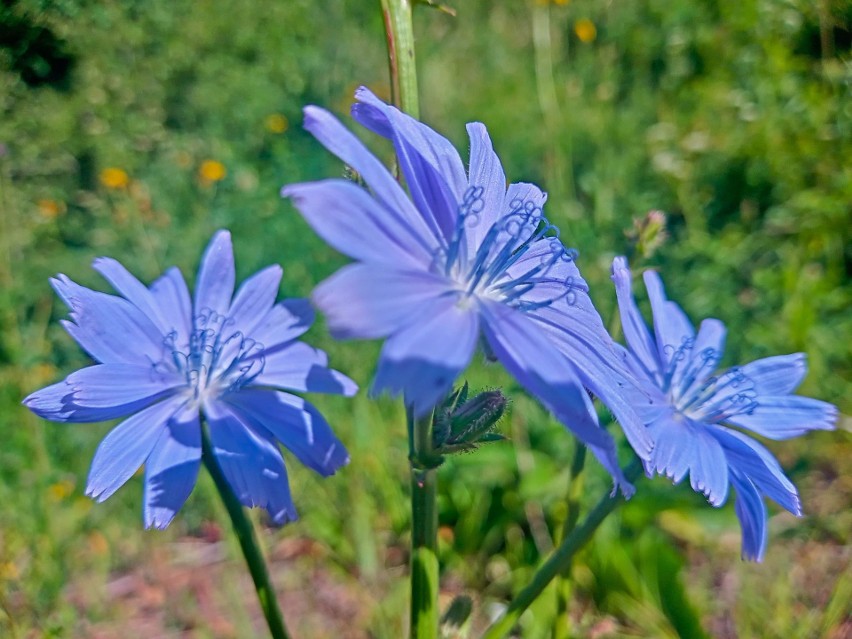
[433, 384, 507, 455]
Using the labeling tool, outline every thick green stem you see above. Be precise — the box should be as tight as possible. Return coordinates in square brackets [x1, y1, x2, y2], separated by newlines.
[482, 459, 644, 639]
[380, 0, 420, 118]
[201, 426, 291, 639]
[409, 411, 439, 638]
[380, 2, 435, 633]
[411, 465, 439, 638]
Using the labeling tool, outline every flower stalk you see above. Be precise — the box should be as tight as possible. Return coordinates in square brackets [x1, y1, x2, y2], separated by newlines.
[553, 443, 587, 639]
[379, 1, 439, 635]
[409, 409, 440, 638]
[380, 0, 419, 118]
[481, 459, 644, 639]
[201, 424, 291, 639]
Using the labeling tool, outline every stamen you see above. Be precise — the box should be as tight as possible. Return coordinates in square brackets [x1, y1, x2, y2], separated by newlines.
[154, 307, 267, 401]
[675, 365, 758, 421]
[431, 185, 582, 312]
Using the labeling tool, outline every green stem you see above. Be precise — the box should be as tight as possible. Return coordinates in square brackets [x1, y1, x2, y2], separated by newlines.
[409, 411, 439, 638]
[482, 459, 644, 639]
[553, 444, 587, 639]
[380, 2, 435, 633]
[201, 426, 291, 639]
[380, 0, 420, 118]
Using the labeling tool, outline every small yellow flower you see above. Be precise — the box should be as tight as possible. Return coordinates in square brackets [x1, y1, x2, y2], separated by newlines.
[99, 167, 130, 190]
[574, 18, 597, 43]
[552, 0, 570, 5]
[265, 113, 289, 134]
[199, 160, 227, 183]
[37, 199, 64, 219]
[87, 531, 109, 556]
[47, 479, 75, 502]
[0, 562, 19, 581]
[34, 362, 57, 383]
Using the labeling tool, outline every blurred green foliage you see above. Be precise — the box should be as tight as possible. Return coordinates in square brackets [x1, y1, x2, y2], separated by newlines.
[0, 0, 849, 637]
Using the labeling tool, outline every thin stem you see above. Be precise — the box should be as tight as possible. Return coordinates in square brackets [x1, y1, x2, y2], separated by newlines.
[380, 0, 420, 118]
[409, 410, 439, 639]
[553, 444, 587, 639]
[201, 425, 291, 639]
[481, 459, 644, 639]
[531, 1, 574, 202]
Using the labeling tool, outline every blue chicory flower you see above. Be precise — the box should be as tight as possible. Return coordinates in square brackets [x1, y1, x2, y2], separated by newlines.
[24, 231, 356, 528]
[611, 257, 837, 560]
[282, 87, 652, 493]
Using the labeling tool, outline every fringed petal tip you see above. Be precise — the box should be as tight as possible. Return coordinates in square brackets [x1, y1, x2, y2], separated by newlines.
[611, 255, 630, 277]
[22, 381, 71, 420]
[144, 516, 176, 531]
[270, 507, 300, 527]
[614, 478, 636, 500]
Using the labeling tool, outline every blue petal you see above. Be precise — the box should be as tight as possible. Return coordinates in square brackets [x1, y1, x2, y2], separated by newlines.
[479, 300, 634, 496]
[252, 341, 357, 396]
[227, 264, 282, 336]
[93, 257, 173, 335]
[372, 295, 479, 417]
[642, 270, 695, 368]
[465, 123, 507, 250]
[525, 301, 655, 459]
[707, 425, 800, 515]
[194, 230, 235, 317]
[22, 381, 73, 421]
[300, 105, 442, 249]
[203, 400, 298, 525]
[739, 353, 807, 396]
[64, 364, 183, 408]
[312, 263, 451, 339]
[85, 396, 185, 502]
[352, 86, 466, 239]
[726, 396, 837, 439]
[143, 404, 201, 529]
[224, 389, 349, 477]
[730, 472, 768, 562]
[646, 412, 730, 506]
[24, 364, 182, 422]
[249, 299, 315, 352]
[51, 275, 166, 365]
[611, 257, 660, 379]
[149, 266, 192, 347]
[284, 179, 434, 268]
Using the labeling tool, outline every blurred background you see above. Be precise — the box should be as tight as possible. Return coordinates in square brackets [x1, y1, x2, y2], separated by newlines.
[0, 0, 849, 637]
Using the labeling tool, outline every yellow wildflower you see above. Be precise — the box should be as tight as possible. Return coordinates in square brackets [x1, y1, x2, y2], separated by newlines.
[47, 479, 75, 502]
[99, 167, 130, 190]
[0, 562, 19, 581]
[88, 531, 109, 556]
[574, 18, 597, 43]
[37, 199, 64, 219]
[199, 160, 227, 183]
[265, 113, 289, 134]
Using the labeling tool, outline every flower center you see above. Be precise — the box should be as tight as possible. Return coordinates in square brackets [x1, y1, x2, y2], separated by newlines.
[663, 341, 757, 422]
[161, 308, 265, 403]
[435, 186, 581, 311]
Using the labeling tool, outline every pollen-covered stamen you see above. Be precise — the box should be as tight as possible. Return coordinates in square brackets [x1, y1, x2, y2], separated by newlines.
[444, 186, 485, 277]
[163, 308, 266, 400]
[436, 190, 581, 311]
[676, 366, 758, 421]
[660, 337, 695, 393]
[669, 347, 720, 405]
